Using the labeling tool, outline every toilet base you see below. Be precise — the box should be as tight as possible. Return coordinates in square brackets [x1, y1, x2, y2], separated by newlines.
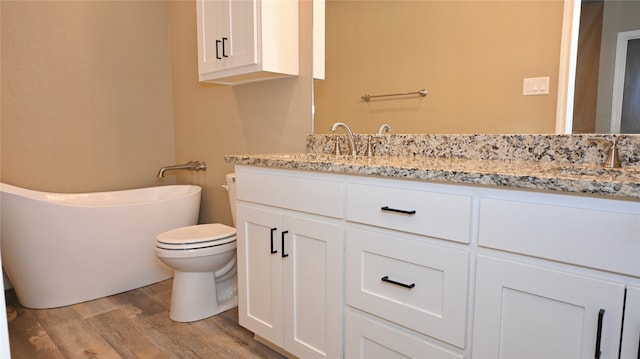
[169, 271, 238, 322]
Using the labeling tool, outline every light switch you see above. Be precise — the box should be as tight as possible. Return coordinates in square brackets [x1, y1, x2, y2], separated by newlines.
[523, 77, 550, 96]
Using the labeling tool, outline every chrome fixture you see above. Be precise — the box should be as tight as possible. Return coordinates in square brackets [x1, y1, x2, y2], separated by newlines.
[361, 89, 427, 102]
[157, 161, 207, 178]
[365, 135, 373, 157]
[588, 138, 621, 168]
[331, 122, 356, 156]
[378, 124, 392, 134]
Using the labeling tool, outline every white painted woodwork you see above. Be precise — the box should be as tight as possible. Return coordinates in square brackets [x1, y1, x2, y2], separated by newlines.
[344, 309, 464, 359]
[345, 227, 469, 348]
[233, 165, 640, 358]
[312, 0, 325, 80]
[196, 0, 298, 85]
[282, 215, 343, 358]
[236, 166, 345, 219]
[478, 192, 640, 276]
[472, 255, 625, 359]
[236, 167, 344, 358]
[237, 204, 284, 347]
[621, 285, 640, 358]
[346, 183, 472, 243]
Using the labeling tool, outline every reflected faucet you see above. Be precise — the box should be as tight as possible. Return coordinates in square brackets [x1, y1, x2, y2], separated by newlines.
[331, 122, 356, 156]
[378, 124, 392, 134]
[157, 161, 207, 178]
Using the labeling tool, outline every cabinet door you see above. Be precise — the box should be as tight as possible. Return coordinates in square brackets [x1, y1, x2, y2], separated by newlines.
[473, 255, 625, 359]
[196, 0, 256, 74]
[282, 215, 343, 359]
[345, 309, 464, 359]
[621, 285, 640, 358]
[236, 204, 283, 347]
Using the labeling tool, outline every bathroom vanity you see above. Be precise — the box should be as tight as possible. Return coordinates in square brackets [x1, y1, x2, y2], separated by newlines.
[226, 134, 640, 359]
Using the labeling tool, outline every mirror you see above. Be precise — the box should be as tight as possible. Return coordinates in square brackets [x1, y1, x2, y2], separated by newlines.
[313, 0, 640, 135]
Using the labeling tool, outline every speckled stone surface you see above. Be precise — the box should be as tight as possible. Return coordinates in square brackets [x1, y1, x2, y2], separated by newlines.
[225, 134, 640, 200]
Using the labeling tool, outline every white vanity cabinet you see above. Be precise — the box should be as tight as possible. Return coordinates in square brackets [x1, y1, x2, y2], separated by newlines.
[232, 163, 640, 358]
[196, 0, 298, 85]
[473, 190, 640, 359]
[344, 180, 473, 358]
[235, 167, 344, 359]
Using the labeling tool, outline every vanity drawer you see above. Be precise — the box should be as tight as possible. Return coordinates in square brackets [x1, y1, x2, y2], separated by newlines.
[345, 309, 464, 359]
[235, 166, 345, 218]
[478, 193, 640, 276]
[345, 227, 469, 348]
[346, 183, 472, 243]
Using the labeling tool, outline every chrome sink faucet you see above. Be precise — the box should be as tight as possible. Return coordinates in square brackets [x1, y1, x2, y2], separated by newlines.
[588, 137, 621, 168]
[378, 124, 392, 134]
[331, 122, 356, 156]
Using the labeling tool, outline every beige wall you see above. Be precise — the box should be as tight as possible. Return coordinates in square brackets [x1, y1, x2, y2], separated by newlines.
[1, 1, 176, 192]
[167, 1, 311, 225]
[1, 1, 311, 225]
[314, 0, 564, 134]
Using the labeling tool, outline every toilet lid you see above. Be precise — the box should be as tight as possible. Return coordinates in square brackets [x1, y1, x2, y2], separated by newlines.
[157, 223, 236, 248]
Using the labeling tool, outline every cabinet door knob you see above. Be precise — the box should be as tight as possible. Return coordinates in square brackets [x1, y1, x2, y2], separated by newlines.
[595, 308, 605, 359]
[381, 275, 415, 289]
[281, 231, 289, 258]
[270, 228, 278, 254]
[381, 206, 416, 215]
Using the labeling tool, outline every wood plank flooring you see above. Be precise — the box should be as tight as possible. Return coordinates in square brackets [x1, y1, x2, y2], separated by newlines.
[5, 279, 286, 359]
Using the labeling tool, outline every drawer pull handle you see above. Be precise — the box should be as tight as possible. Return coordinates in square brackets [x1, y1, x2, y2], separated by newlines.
[281, 230, 289, 258]
[222, 37, 228, 57]
[595, 308, 605, 359]
[381, 276, 415, 289]
[381, 206, 416, 215]
[215, 39, 222, 59]
[270, 228, 277, 254]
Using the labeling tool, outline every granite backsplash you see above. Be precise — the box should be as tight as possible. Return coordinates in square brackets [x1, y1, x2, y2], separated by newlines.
[307, 134, 640, 167]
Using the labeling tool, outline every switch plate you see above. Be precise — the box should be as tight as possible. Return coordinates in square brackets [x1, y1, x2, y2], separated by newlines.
[523, 77, 550, 96]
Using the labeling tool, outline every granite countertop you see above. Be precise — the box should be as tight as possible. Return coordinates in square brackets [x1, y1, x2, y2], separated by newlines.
[224, 152, 640, 200]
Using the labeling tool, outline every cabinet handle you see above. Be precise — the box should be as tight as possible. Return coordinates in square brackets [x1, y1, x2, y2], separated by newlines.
[222, 37, 228, 57]
[216, 39, 222, 59]
[595, 309, 605, 359]
[381, 206, 416, 215]
[270, 228, 277, 254]
[381, 276, 415, 289]
[281, 230, 289, 258]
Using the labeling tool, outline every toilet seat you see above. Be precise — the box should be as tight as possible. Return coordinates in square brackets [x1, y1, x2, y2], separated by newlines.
[156, 223, 236, 250]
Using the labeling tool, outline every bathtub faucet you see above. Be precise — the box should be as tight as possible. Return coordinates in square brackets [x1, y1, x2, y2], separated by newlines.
[157, 161, 207, 178]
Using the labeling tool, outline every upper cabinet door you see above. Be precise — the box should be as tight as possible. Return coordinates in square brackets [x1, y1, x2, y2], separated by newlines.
[196, 0, 255, 75]
[196, 0, 298, 85]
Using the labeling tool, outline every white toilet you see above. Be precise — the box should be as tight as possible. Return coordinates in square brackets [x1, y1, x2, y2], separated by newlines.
[155, 173, 238, 322]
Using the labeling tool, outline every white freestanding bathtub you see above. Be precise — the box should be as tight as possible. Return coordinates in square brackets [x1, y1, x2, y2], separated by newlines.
[0, 183, 201, 309]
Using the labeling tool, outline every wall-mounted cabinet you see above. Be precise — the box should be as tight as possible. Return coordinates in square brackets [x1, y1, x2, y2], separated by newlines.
[196, 0, 298, 86]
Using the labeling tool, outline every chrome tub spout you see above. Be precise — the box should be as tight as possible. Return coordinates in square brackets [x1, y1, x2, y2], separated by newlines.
[157, 161, 207, 178]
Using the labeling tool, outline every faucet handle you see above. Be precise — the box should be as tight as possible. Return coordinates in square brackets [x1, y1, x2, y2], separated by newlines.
[365, 136, 373, 157]
[334, 138, 341, 155]
[588, 138, 621, 168]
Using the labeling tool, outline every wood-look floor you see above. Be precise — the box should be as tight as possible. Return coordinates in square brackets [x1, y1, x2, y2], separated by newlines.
[5, 279, 286, 359]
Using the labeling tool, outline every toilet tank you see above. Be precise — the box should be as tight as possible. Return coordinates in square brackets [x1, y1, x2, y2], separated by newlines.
[224, 173, 237, 227]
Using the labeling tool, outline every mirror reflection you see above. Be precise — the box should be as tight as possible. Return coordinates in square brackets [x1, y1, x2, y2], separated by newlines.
[313, 0, 640, 135]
